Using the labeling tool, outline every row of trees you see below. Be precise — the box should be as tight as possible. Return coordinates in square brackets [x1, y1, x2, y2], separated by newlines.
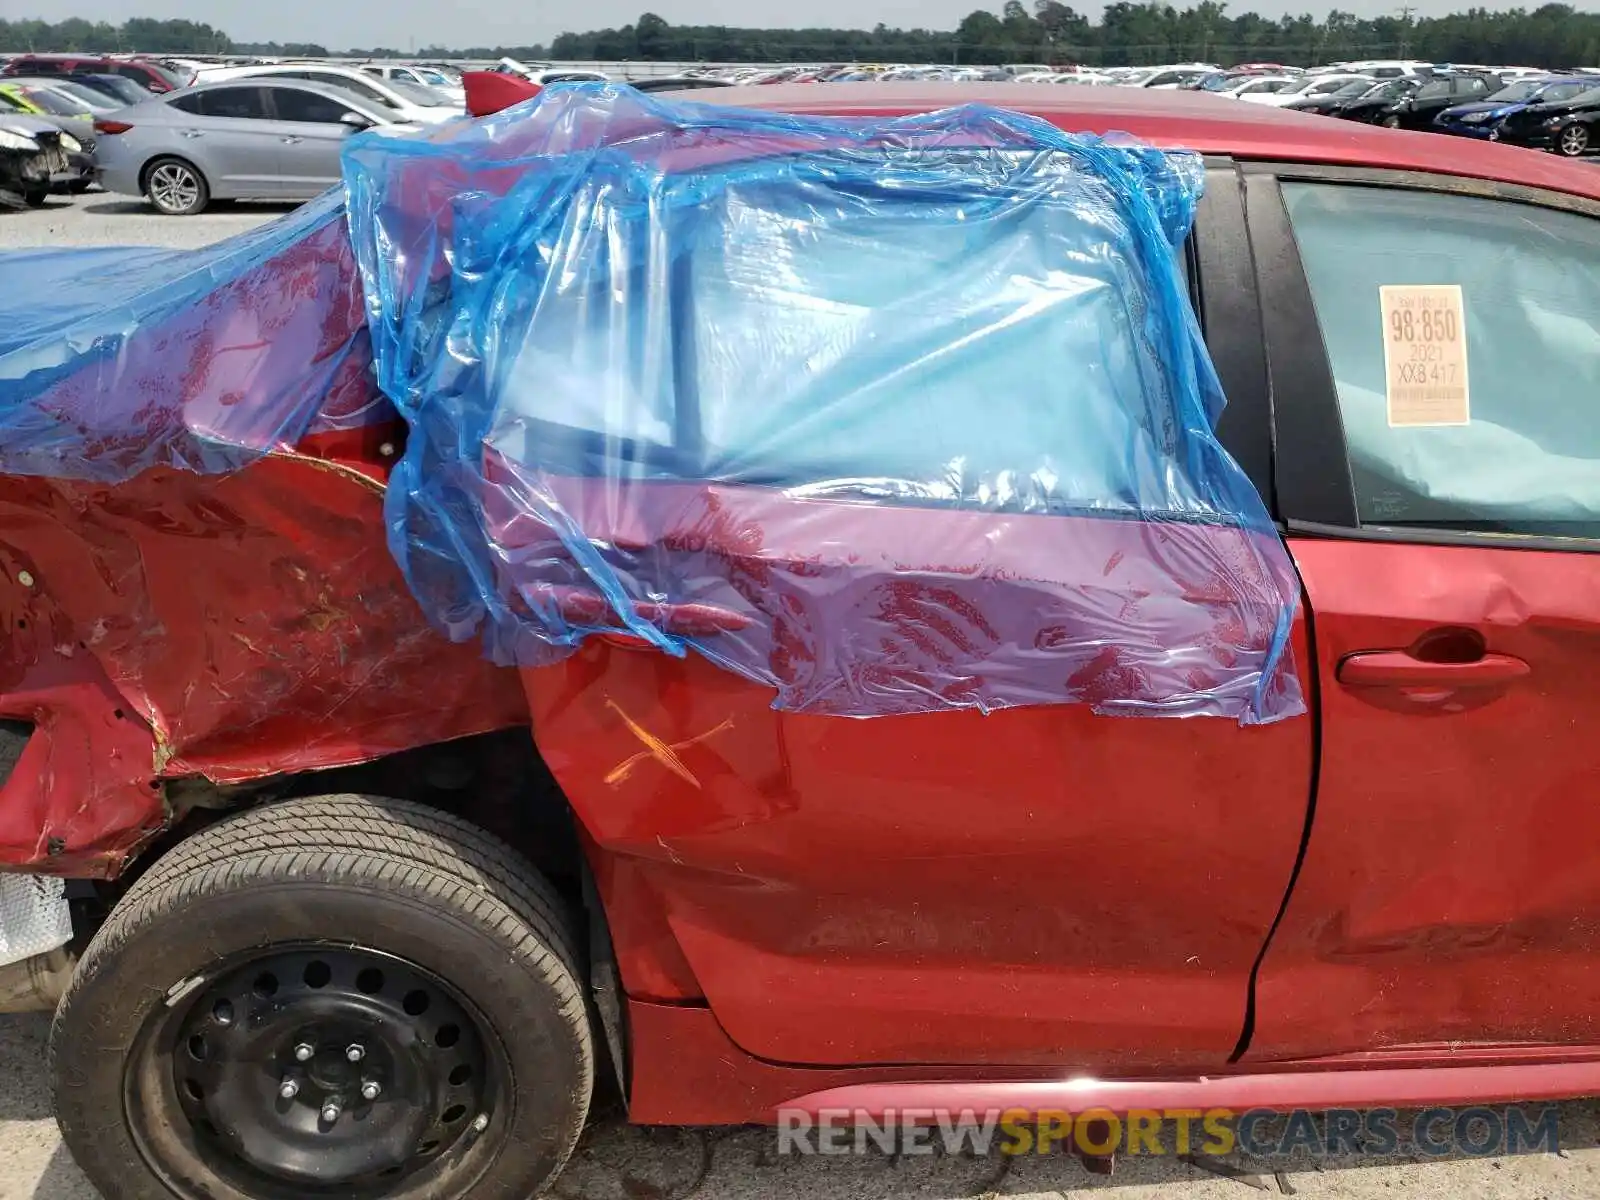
[5, 5, 1600, 69]
[548, 4, 1600, 67]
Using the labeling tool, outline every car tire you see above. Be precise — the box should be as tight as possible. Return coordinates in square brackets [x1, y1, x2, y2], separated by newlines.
[142, 156, 210, 215]
[51, 794, 594, 1200]
[1380, 114, 1402, 129]
[23, 186, 48, 207]
[1556, 124, 1590, 157]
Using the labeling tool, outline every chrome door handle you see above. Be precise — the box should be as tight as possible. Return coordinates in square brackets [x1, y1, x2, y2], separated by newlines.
[280, 135, 302, 144]
[179, 129, 204, 138]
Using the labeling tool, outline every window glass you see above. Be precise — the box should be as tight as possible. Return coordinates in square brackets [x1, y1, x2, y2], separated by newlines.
[1283, 182, 1600, 536]
[17, 86, 87, 115]
[169, 92, 206, 115]
[22, 59, 60, 74]
[1544, 82, 1588, 103]
[1417, 80, 1452, 100]
[271, 87, 353, 123]
[196, 87, 271, 119]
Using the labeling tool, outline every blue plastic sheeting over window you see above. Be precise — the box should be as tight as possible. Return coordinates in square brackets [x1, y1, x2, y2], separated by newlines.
[345, 85, 1303, 723]
[0, 191, 383, 482]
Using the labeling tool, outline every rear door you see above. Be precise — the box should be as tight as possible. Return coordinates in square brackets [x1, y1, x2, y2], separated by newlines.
[168, 87, 285, 197]
[1240, 165, 1600, 1060]
[520, 161, 1317, 1072]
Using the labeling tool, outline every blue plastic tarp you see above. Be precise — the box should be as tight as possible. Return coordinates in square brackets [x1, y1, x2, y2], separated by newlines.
[344, 85, 1303, 722]
[0, 191, 382, 481]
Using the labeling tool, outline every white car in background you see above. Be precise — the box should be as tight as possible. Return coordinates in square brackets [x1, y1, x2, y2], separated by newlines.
[360, 63, 466, 104]
[1219, 75, 1299, 99]
[1240, 72, 1376, 105]
[197, 63, 460, 123]
[1316, 59, 1432, 79]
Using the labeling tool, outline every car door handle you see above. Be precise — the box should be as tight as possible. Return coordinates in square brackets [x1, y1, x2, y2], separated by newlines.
[1337, 650, 1531, 688]
[280, 135, 303, 144]
[179, 129, 204, 138]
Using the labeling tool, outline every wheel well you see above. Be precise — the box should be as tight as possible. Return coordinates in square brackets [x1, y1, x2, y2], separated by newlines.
[77, 728, 630, 1105]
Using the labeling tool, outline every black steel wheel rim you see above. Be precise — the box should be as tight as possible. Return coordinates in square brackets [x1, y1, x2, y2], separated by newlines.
[124, 944, 511, 1200]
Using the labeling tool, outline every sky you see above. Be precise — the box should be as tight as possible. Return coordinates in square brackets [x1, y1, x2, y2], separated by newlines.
[24, 0, 1506, 53]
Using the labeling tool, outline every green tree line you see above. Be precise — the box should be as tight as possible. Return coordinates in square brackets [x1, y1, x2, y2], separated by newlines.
[5, 4, 1600, 68]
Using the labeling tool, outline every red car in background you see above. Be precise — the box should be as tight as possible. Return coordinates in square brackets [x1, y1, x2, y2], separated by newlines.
[2, 86, 1597, 1200]
[1, 53, 185, 93]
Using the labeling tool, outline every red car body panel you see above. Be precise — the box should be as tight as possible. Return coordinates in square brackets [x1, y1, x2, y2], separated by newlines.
[627, 1001, 1600, 1125]
[4, 84, 1599, 1119]
[0, 438, 528, 875]
[518, 468, 1314, 1070]
[1247, 537, 1600, 1061]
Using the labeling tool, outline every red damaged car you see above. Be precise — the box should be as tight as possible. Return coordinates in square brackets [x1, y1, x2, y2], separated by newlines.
[1, 84, 1597, 1200]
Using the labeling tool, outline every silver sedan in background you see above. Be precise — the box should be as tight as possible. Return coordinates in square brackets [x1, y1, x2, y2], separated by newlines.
[94, 78, 420, 215]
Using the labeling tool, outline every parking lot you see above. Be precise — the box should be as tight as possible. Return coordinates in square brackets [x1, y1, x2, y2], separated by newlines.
[4, 190, 1600, 1200]
[1, 188, 284, 249]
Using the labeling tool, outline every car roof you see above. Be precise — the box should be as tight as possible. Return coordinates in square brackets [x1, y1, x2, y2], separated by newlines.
[699, 83, 1600, 203]
[154, 77, 396, 117]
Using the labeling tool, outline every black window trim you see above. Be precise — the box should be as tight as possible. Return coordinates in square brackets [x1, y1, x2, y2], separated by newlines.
[1241, 159, 1600, 554]
[1193, 156, 1276, 517]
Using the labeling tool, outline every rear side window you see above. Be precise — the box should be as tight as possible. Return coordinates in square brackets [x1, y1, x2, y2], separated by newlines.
[1283, 182, 1600, 538]
[179, 87, 272, 120]
[20, 59, 61, 74]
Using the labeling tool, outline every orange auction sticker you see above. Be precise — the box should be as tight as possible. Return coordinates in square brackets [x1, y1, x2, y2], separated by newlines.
[1379, 285, 1470, 427]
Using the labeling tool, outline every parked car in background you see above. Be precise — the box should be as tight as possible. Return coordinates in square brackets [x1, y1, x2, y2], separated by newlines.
[360, 62, 466, 103]
[1494, 84, 1600, 155]
[8, 76, 120, 112]
[1434, 75, 1594, 138]
[1321, 58, 1433, 78]
[0, 112, 74, 205]
[1370, 72, 1496, 128]
[0, 80, 98, 124]
[0, 54, 184, 93]
[1283, 76, 1388, 115]
[1218, 75, 1299, 99]
[1138, 66, 1217, 89]
[94, 79, 417, 214]
[1242, 72, 1375, 105]
[48, 72, 153, 107]
[199, 63, 460, 123]
[0, 85, 95, 192]
[1335, 76, 1422, 122]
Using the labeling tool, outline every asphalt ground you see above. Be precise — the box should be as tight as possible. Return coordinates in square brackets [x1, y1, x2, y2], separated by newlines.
[3, 189, 1599, 1200]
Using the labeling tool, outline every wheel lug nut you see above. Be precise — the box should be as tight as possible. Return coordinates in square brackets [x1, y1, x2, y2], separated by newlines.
[361, 1080, 381, 1101]
[321, 1100, 342, 1124]
[294, 1043, 314, 1062]
[278, 1077, 300, 1100]
[471, 1113, 489, 1134]
[345, 1044, 365, 1063]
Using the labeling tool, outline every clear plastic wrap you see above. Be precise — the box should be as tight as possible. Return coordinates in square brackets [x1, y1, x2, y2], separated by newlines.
[345, 85, 1303, 723]
[0, 192, 382, 481]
